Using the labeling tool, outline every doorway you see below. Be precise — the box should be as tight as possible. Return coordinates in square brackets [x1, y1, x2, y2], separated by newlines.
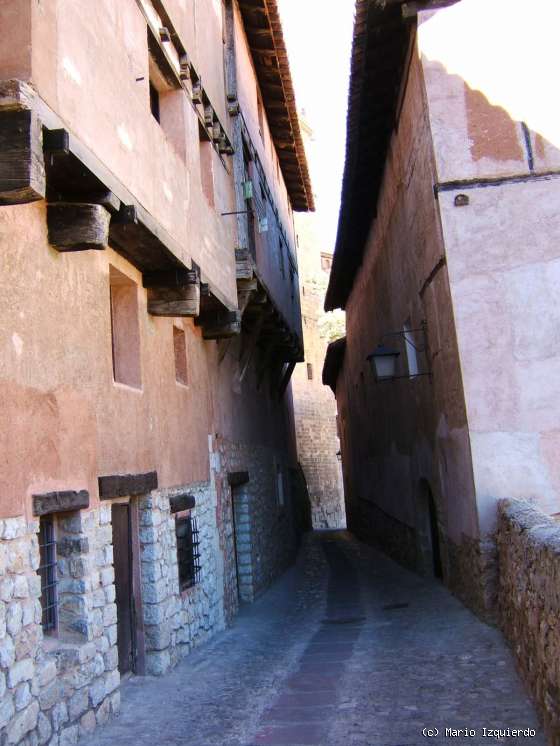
[111, 502, 143, 674]
[417, 480, 443, 580]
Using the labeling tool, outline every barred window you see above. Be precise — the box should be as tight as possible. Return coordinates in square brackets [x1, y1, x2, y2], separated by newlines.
[175, 514, 201, 591]
[38, 516, 58, 633]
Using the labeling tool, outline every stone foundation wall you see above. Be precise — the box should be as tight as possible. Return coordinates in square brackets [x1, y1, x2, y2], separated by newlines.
[217, 438, 299, 602]
[0, 510, 120, 746]
[497, 499, 560, 744]
[447, 533, 497, 623]
[138, 481, 225, 676]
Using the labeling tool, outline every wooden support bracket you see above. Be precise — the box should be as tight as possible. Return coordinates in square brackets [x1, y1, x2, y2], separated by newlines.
[0, 107, 45, 205]
[143, 269, 200, 317]
[47, 202, 111, 252]
[196, 309, 242, 340]
[235, 247, 255, 280]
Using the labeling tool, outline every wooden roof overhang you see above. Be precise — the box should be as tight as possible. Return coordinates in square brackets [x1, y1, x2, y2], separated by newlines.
[238, 0, 314, 212]
[325, 0, 459, 311]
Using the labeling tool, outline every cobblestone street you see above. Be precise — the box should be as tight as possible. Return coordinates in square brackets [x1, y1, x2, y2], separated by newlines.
[83, 532, 544, 746]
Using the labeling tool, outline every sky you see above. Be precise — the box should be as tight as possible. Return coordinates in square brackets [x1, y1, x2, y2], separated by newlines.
[276, 0, 355, 253]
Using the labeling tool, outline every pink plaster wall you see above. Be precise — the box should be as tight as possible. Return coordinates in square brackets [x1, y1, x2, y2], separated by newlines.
[24, 0, 238, 306]
[0, 198, 298, 521]
[420, 0, 560, 528]
[338, 51, 478, 557]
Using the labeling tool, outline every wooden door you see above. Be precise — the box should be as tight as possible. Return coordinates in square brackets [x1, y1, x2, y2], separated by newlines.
[112, 503, 134, 674]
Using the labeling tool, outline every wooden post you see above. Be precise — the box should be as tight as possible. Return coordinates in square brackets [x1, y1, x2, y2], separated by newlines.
[47, 202, 111, 251]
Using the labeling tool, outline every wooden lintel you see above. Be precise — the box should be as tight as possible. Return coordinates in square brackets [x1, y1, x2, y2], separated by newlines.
[32, 489, 90, 517]
[98, 471, 158, 499]
[169, 493, 196, 513]
[0, 109, 45, 205]
[47, 202, 110, 252]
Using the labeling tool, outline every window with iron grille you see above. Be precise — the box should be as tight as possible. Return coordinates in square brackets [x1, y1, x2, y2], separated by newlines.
[175, 514, 201, 591]
[38, 516, 58, 633]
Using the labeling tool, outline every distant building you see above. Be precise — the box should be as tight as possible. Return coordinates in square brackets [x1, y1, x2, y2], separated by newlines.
[292, 119, 345, 530]
[324, 0, 560, 618]
[0, 0, 312, 742]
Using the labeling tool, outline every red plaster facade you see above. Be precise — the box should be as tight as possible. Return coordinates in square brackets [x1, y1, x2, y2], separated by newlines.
[0, 0, 311, 742]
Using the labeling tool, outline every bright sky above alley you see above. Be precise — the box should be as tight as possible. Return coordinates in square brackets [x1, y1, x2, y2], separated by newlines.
[277, 0, 355, 251]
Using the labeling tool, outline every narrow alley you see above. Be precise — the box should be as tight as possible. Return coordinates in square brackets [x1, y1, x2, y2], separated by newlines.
[82, 532, 543, 746]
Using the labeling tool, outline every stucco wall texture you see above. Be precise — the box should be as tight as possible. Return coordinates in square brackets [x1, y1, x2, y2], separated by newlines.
[420, 0, 560, 531]
[335, 0, 560, 618]
[337, 49, 480, 607]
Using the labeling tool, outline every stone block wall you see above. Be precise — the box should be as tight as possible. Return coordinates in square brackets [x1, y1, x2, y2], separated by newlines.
[217, 438, 299, 602]
[497, 499, 560, 744]
[0, 510, 120, 746]
[138, 482, 225, 676]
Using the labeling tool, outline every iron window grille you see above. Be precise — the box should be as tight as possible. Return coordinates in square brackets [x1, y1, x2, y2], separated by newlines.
[175, 514, 201, 590]
[38, 515, 58, 633]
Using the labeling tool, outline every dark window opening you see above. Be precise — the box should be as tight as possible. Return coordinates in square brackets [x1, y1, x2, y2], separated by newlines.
[176, 514, 201, 590]
[307, 363, 313, 380]
[149, 81, 160, 123]
[38, 516, 58, 634]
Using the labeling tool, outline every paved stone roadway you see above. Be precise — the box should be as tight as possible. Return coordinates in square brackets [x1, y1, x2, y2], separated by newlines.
[83, 532, 545, 746]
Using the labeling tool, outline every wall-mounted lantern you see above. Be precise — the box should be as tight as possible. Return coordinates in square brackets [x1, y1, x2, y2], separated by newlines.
[366, 322, 431, 383]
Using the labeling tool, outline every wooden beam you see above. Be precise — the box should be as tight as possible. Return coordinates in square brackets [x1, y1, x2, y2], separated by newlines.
[0, 109, 45, 205]
[235, 247, 254, 280]
[98, 471, 158, 499]
[143, 269, 200, 316]
[196, 309, 241, 340]
[109, 204, 186, 273]
[237, 277, 258, 313]
[47, 203, 110, 252]
[147, 285, 200, 317]
[32, 490, 90, 517]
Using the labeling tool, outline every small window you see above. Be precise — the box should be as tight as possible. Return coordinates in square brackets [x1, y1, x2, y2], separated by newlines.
[109, 266, 142, 389]
[38, 516, 57, 634]
[173, 326, 188, 386]
[307, 363, 313, 381]
[403, 321, 420, 377]
[175, 514, 201, 590]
